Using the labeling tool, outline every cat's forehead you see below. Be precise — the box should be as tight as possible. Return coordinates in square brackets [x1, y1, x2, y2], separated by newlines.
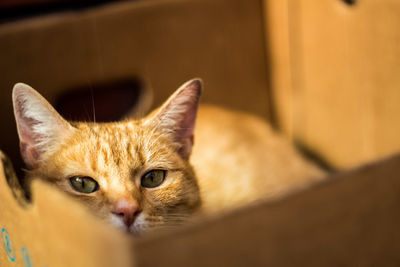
[66, 120, 178, 167]
[77, 121, 140, 136]
[46, 119, 181, 180]
[73, 120, 149, 144]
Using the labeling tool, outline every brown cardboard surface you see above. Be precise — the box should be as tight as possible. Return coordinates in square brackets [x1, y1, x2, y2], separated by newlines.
[263, 0, 293, 135]
[135, 153, 400, 266]
[0, 0, 270, 171]
[1, 0, 400, 266]
[265, 0, 400, 168]
[0, 152, 133, 267]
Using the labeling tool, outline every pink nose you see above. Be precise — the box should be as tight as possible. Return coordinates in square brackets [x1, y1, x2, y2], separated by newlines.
[112, 199, 141, 228]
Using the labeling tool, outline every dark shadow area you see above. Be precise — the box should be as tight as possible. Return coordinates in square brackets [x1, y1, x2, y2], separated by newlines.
[0, 151, 30, 204]
[342, 0, 357, 6]
[0, 0, 129, 24]
[295, 141, 336, 173]
[55, 78, 143, 122]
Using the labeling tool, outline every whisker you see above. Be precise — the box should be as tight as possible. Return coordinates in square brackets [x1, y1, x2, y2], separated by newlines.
[89, 83, 96, 123]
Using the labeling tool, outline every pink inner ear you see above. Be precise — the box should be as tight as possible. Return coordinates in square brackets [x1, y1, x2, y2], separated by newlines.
[175, 95, 198, 137]
[13, 83, 76, 168]
[17, 115, 43, 167]
[19, 142, 40, 168]
[18, 116, 41, 143]
[178, 135, 194, 159]
[156, 79, 202, 159]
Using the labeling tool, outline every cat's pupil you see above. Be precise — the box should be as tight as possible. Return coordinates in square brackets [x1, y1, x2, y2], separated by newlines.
[149, 173, 155, 181]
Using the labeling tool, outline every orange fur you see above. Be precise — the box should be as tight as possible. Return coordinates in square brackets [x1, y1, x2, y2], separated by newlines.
[192, 105, 325, 214]
[13, 79, 325, 234]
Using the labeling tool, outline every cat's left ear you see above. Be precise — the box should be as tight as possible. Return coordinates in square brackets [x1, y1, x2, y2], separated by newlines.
[146, 79, 202, 159]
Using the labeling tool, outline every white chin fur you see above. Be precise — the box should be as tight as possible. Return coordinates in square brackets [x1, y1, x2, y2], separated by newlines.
[109, 213, 147, 234]
[130, 213, 147, 234]
[109, 213, 126, 230]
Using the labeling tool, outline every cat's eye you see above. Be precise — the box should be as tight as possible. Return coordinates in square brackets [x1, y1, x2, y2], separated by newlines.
[141, 170, 166, 188]
[69, 176, 99, 193]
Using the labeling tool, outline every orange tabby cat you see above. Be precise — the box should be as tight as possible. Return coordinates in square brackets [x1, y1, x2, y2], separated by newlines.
[12, 79, 324, 234]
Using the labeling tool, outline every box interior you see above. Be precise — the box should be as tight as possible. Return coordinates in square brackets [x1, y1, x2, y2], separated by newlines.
[1, 0, 400, 266]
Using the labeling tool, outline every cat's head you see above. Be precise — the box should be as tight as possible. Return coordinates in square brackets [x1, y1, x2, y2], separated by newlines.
[12, 79, 202, 234]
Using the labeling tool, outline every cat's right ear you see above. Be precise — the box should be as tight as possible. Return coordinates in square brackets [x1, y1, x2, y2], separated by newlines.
[144, 79, 202, 159]
[12, 83, 75, 168]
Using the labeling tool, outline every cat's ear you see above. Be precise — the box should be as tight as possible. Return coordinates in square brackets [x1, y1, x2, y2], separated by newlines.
[146, 79, 202, 159]
[12, 83, 75, 168]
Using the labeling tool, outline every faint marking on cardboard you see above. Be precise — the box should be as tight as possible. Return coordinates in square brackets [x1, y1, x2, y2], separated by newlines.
[1, 228, 16, 262]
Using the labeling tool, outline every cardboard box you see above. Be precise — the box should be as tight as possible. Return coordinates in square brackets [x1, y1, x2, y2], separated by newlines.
[2, 143, 400, 266]
[265, 0, 400, 168]
[1, 0, 400, 266]
[0, 152, 133, 267]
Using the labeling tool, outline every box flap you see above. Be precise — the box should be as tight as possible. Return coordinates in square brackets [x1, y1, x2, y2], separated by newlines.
[134, 154, 400, 266]
[0, 151, 133, 267]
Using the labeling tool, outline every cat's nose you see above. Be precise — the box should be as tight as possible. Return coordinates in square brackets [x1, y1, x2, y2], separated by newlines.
[112, 199, 141, 228]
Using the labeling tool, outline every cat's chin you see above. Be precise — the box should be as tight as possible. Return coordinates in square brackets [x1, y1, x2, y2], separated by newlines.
[109, 213, 148, 235]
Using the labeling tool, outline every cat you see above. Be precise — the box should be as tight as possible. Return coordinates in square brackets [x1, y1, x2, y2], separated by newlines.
[12, 79, 325, 234]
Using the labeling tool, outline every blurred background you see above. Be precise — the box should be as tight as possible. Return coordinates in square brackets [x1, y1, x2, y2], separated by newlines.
[0, 0, 400, 177]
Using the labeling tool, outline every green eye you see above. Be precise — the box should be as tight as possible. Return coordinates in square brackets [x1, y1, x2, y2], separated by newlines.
[69, 176, 99, 193]
[141, 170, 166, 188]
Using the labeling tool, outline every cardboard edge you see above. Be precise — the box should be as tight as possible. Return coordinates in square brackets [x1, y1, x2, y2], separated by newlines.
[137, 151, 400, 243]
[133, 152, 400, 265]
[0, 149, 136, 266]
[0, 151, 29, 207]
